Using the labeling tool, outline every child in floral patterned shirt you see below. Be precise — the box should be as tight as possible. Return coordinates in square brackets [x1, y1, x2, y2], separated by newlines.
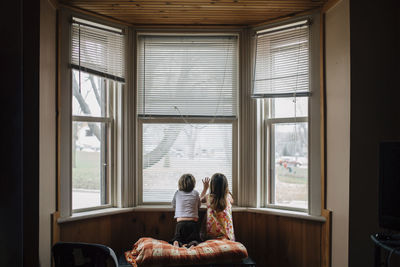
[200, 173, 235, 241]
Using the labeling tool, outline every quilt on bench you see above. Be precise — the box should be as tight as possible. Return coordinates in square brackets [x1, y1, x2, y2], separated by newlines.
[125, 237, 248, 266]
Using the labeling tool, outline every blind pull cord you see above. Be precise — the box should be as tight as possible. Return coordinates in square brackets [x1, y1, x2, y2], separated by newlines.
[293, 26, 303, 157]
[172, 42, 232, 129]
[78, 24, 81, 94]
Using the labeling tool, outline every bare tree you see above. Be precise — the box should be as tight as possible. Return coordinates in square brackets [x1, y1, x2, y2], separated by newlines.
[73, 74, 181, 169]
[143, 125, 183, 168]
[72, 74, 102, 140]
[183, 127, 198, 159]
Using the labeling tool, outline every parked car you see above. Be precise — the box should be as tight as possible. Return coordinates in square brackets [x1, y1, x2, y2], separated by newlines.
[277, 157, 302, 168]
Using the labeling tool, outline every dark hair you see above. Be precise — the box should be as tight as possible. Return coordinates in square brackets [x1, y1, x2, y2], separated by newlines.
[178, 173, 196, 192]
[209, 173, 229, 212]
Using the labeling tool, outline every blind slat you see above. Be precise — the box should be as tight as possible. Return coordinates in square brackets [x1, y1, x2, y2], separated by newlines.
[253, 22, 310, 98]
[71, 18, 125, 82]
[137, 35, 238, 117]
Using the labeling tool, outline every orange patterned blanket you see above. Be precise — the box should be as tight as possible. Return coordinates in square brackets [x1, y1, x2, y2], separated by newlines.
[125, 237, 248, 266]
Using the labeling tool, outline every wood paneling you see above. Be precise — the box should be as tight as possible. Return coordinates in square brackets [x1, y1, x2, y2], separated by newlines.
[321, 209, 331, 267]
[58, 211, 327, 267]
[60, 211, 181, 255]
[60, 0, 327, 26]
[234, 212, 323, 267]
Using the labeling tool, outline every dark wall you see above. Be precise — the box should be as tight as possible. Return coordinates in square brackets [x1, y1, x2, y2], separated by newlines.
[349, 1, 400, 266]
[0, 0, 40, 266]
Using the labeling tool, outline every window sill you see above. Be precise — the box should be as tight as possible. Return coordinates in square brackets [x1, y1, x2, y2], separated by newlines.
[58, 207, 137, 223]
[247, 207, 326, 222]
[57, 206, 325, 224]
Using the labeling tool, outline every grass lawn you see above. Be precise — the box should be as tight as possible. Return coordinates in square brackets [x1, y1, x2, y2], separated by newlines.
[72, 151, 101, 190]
[276, 165, 307, 184]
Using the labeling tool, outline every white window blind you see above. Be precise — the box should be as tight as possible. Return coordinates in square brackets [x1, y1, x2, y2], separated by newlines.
[253, 20, 310, 98]
[137, 35, 238, 117]
[71, 17, 125, 82]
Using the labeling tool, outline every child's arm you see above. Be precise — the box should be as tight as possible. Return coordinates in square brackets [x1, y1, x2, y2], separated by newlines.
[200, 177, 210, 203]
[172, 190, 177, 209]
[197, 191, 201, 209]
[228, 192, 234, 204]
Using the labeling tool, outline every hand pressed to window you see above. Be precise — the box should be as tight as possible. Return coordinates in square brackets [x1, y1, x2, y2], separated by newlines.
[200, 177, 210, 203]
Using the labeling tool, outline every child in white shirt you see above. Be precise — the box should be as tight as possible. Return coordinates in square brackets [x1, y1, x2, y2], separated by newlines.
[171, 173, 201, 247]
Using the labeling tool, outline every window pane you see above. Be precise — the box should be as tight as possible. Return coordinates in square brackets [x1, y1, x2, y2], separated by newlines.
[272, 97, 308, 118]
[142, 123, 232, 203]
[72, 121, 109, 210]
[72, 70, 107, 117]
[272, 123, 308, 209]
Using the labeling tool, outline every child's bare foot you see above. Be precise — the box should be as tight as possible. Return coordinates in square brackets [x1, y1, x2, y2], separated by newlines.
[187, 241, 199, 247]
[173, 241, 179, 247]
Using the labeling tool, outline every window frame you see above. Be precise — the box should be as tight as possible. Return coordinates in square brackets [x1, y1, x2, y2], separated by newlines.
[134, 31, 240, 205]
[59, 9, 128, 217]
[70, 77, 117, 213]
[254, 14, 322, 215]
[264, 98, 309, 212]
[137, 117, 238, 205]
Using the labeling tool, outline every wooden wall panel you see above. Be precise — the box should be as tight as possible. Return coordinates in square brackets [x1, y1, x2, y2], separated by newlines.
[59, 211, 326, 267]
[233, 212, 323, 267]
[60, 211, 177, 255]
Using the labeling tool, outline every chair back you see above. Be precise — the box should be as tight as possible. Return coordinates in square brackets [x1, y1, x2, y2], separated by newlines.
[53, 242, 118, 267]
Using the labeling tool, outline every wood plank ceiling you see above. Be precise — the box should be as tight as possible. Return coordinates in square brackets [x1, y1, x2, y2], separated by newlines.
[60, 0, 327, 26]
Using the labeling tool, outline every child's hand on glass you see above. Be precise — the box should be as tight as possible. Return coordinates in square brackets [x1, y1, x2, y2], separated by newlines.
[202, 177, 210, 190]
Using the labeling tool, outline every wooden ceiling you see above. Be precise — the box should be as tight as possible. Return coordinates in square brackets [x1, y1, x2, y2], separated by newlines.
[60, 0, 327, 26]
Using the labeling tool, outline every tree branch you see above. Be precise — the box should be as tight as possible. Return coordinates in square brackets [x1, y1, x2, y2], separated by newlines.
[88, 75, 102, 107]
[142, 125, 183, 169]
[72, 75, 101, 141]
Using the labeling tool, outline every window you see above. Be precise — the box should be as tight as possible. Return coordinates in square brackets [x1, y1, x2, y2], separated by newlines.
[60, 16, 126, 214]
[253, 18, 321, 213]
[137, 35, 238, 203]
[71, 70, 118, 210]
[265, 97, 309, 210]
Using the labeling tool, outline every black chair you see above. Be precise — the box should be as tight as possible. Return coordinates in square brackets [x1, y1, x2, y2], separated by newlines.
[53, 242, 119, 267]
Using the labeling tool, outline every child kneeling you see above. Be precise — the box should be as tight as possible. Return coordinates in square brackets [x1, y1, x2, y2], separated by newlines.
[201, 173, 235, 241]
[171, 173, 201, 247]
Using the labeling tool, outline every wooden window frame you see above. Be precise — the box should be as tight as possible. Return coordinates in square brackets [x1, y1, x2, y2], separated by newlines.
[254, 13, 322, 215]
[59, 9, 128, 217]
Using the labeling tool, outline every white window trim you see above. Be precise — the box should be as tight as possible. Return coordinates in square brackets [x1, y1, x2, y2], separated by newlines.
[57, 206, 325, 224]
[253, 13, 322, 216]
[133, 31, 241, 205]
[59, 9, 129, 218]
[136, 117, 239, 205]
[265, 108, 309, 213]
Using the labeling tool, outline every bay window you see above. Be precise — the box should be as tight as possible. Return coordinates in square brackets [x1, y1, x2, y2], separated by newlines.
[59, 9, 321, 218]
